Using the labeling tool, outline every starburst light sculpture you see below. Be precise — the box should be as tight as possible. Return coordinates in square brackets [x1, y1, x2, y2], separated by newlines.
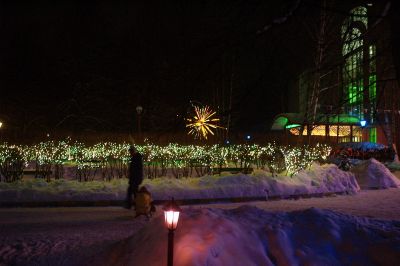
[186, 105, 224, 139]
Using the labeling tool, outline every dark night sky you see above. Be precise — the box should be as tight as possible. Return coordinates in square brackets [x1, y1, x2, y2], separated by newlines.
[0, 0, 362, 135]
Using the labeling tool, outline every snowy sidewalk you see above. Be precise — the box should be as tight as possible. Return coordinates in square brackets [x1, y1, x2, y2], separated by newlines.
[195, 187, 400, 220]
[1, 188, 400, 265]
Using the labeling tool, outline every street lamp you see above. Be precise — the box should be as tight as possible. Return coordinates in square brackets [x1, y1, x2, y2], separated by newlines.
[136, 105, 143, 140]
[0, 121, 3, 142]
[163, 198, 182, 266]
[360, 120, 367, 142]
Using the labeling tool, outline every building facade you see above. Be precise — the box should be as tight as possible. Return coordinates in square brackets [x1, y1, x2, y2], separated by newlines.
[272, 2, 400, 150]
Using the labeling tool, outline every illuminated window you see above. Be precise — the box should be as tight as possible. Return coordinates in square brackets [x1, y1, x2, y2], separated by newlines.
[368, 44, 376, 123]
[369, 127, 377, 143]
[289, 125, 362, 138]
[341, 6, 374, 122]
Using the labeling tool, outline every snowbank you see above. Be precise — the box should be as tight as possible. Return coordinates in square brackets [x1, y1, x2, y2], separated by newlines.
[0, 163, 360, 202]
[91, 207, 400, 266]
[351, 158, 400, 189]
[0, 179, 127, 202]
[146, 163, 359, 200]
[337, 141, 386, 151]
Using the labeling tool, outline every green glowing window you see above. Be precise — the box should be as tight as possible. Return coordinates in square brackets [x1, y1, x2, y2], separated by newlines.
[341, 7, 367, 56]
[369, 45, 376, 57]
[341, 6, 369, 120]
[348, 85, 357, 104]
[369, 75, 376, 100]
[369, 45, 376, 72]
[369, 127, 377, 143]
[342, 28, 363, 55]
[350, 7, 368, 27]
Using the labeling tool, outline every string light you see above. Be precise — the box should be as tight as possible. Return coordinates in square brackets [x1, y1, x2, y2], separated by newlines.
[0, 140, 332, 180]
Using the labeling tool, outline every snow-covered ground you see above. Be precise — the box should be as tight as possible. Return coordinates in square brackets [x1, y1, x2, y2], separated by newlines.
[1, 188, 400, 266]
[1, 160, 400, 265]
[1, 160, 399, 204]
[96, 207, 400, 266]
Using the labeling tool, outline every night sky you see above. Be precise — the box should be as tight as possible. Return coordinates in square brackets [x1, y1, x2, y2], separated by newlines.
[0, 1, 382, 136]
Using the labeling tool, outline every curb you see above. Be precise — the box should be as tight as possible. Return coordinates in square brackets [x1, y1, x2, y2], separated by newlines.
[0, 191, 347, 208]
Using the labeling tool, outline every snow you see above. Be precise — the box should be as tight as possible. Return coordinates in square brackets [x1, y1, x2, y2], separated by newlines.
[0, 163, 362, 203]
[1, 160, 400, 265]
[111, 207, 398, 266]
[145, 163, 359, 201]
[1, 189, 400, 265]
[351, 158, 400, 189]
[336, 141, 387, 151]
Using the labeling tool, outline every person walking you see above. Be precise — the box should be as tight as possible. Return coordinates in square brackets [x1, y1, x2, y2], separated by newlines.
[125, 145, 143, 209]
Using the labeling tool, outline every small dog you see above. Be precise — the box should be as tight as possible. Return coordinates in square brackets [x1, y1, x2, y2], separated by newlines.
[134, 186, 156, 218]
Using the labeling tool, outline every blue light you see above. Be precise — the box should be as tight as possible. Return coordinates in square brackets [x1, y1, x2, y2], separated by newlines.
[246, 135, 251, 140]
[225, 140, 230, 144]
[360, 120, 367, 127]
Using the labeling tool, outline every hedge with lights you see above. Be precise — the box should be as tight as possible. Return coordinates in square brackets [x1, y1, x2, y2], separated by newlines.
[0, 140, 331, 182]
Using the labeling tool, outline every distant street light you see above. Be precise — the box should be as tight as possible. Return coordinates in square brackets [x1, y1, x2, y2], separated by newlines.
[0, 121, 3, 142]
[136, 105, 143, 115]
[163, 198, 182, 266]
[360, 120, 367, 142]
[136, 106, 143, 140]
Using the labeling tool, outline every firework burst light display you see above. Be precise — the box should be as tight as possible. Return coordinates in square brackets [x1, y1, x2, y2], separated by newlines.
[186, 105, 224, 139]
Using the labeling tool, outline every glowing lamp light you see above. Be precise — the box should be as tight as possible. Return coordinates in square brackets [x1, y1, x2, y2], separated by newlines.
[246, 135, 251, 140]
[163, 198, 181, 230]
[136, 105, 143, 115]
[163, 198, 182, 266]
[164, 207, 181, 231]
[0, 121, 2, 128]
[360, 120, 367, 127]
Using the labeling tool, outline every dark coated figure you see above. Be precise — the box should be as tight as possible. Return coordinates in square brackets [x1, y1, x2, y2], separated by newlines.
[125, 145, 143, 209]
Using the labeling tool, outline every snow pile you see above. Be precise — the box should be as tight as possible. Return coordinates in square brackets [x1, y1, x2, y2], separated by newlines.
[337, 141, 386, 151]
[351, 158, 400, 189]
[0, 163, 360, 202]
[143, 163, 360, 200]
[91, 207, 400, 266]
[0, 179, 127, 202]
[387, 161, 400, 171]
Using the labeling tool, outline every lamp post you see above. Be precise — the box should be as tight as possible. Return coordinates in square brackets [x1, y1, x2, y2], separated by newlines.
[360, 120, 367, 142]
[136, 105, 143, 141]
[0, 121, 3, 142]
[163, 198, 182, 266]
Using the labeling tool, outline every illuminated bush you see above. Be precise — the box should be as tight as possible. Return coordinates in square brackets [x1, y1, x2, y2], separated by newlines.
[0, 144, 25, 182]
[0, 140, 331, 181]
